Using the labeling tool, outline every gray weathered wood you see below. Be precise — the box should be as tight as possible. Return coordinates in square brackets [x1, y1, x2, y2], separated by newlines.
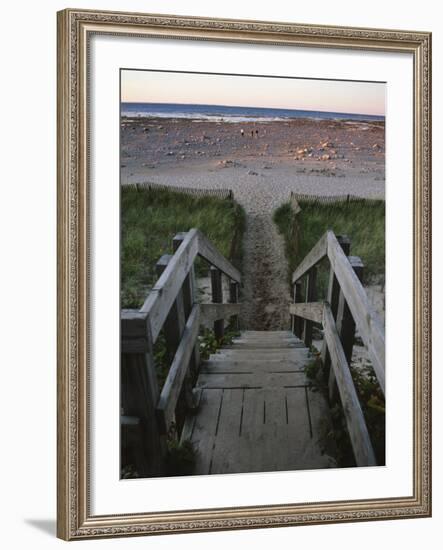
[200, 359, 306, 373]
[156, 304, 200, 433]
[156, 255, 186, 354]
[321, 235, 351, 376]
[187, 388, 223, 474]
[292, 281, 304, 337]
[327, 231, 385, 394]
[156, 253, 196, 416]
[197, 229, 241, 283]
[209, 388, 244, 473]
[172, 235, 201, 395]
[292, 231, 328, 284]
[196, 371, 308, 389]
[121, 309, 150, 353]
[329, 256, 364, 401]
[210, 266, 224, 341]
[200, 303, 242, 328]
[229, 280, 240, 330]
[302, 267, 317, 347]
[120, 415, 152, 476]
[140, 229, 199, 342]
[323, 303, 377, 466]
[289, 302, 324, 324]
[186, 330, 336, 475]
[121, 349, 163, 476]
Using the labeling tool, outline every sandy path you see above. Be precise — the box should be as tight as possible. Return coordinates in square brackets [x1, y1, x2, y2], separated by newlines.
[241, 213, 290, 330]
[121, 118, 385, 331]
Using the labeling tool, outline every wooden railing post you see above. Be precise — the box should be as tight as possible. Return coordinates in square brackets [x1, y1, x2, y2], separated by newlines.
[292, 281, 303, 338]
[329, 256, 364, 401]
[302, 267, 317, 347]
[210, 266, 224, 341]
[229, 280, 240, 330]
[321, 235, 350, 377]
[173, 233, 200, 381]
[156, 254, 195, 431]
[121, 311, 164, 476]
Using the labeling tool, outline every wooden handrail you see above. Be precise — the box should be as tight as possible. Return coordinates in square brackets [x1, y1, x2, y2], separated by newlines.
[291, 230, 385, 395]
[323, 304, 377, 466]
[326, 232, 385, 394]
[156, 304, 201, 433]
[140, 229, 199, 342]
[121, 228, 243, 468]
[138, 228, 241, 344]
[292, 231, 328, 284]
[290, 229, 385, 467]
[197, 230, 241, 283]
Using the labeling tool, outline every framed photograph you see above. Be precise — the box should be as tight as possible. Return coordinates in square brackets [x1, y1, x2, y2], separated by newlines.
[57, 8, 431, 540]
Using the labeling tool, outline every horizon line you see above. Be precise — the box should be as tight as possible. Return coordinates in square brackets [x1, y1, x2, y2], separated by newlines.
[120, 101, 385, 118]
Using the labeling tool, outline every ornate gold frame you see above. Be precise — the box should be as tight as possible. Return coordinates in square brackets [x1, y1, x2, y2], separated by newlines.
[57, 8, 431, 540]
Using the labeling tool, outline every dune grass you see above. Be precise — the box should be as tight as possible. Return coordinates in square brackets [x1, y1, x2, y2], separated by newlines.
[121, 185, 245, 308]
[273, 198, 385, 292]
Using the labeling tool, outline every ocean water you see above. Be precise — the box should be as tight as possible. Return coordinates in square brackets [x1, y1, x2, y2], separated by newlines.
[121, 102, 384, 123]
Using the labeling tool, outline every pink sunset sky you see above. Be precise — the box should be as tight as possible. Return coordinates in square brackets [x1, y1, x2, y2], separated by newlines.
[121, 70, 385, 116]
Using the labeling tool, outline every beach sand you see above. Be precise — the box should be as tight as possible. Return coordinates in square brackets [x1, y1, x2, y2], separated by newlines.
[121, 117, 385, 330]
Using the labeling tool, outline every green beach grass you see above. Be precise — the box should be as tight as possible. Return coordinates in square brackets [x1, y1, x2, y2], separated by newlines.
[121, 185, 245, 308]
[273, 198, 385, 294]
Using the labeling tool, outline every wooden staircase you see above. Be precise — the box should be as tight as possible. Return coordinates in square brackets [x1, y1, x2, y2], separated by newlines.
[182, 330, 337, 475]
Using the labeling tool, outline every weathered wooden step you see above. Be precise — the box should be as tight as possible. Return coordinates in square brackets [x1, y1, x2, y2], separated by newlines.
[196, 371, 308, 389]
[201, 359, 306, 373]
[209, 349, 312, 361]
[240, 330, 293, 337]
[226, 341, 304, 349]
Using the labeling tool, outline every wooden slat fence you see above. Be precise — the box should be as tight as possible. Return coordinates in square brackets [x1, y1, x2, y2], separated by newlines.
[291, 191, 384, 205]
[126, 181, 234, 200]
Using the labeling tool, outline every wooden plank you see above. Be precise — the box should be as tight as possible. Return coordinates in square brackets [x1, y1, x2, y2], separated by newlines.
[188, 388, 223, 475]
[156, 255, 186, 354]
[329, 256, 364, 401]
[321, 235, 350, 373]
[121, 309, 150, 353]
[210, 388, 244, 473]
[121, 352, 163, 476]
[210, 266, 224, 341]
[200, 359, 306, 373]
[323, 303, 377, 466]
[224, 342, 303, 350]
[327, 231, 385, 394]
[229, 280, 240, 330]
[285, 387, 315, 469]
[240, 331, 293, 337]
[196, 371, 308, 389]
[292, 231, 328, 284]
[259, 388, 288, 472]
[197, 229, 241, 283]
[292, 281, 304, 338]
[210, 349, 310, 361]
[140, 229, 199, 342]
[302, 268, 317, 347]
[304, 387, 338, 469]
[180, 389, 203, 443]
[289, 302, 324, 324]
[173, 233, 200, 380]
[239, 388, 268, 472]
[200, 303, 241, 328]
[156, 305, 200, 433]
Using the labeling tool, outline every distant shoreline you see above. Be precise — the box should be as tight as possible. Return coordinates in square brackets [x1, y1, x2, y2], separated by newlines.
[121, 102, 385, 123]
